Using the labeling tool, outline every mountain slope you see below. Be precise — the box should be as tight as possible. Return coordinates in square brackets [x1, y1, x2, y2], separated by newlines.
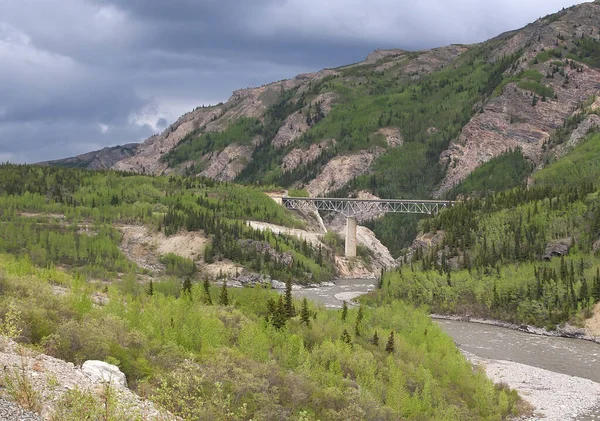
[43, 1, 600, 256]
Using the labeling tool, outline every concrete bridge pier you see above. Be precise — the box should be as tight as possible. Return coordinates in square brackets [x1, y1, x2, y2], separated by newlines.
[345, 216, 357, 258]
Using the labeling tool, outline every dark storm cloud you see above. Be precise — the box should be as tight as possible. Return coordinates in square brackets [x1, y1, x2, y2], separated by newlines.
[0, 0, 591, 163]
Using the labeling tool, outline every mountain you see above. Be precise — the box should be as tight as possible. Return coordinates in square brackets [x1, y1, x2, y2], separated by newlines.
[39, 143, 139, 170]
[45, 1, 600, 254]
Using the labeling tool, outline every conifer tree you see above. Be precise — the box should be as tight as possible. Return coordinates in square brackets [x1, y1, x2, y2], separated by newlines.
[271, 296, 287, 329]
[182, 277, 192, 298]
[300, 298, 310, 326]
[203, 278, 212, 305]
[341, 329, 352, 346]
[146, 279, 153, 297]
[354, 304, 364, 336]
[285, 278, 295, 318]
[372, 331, 379, 346]
[219, 280, 229, 306]
[385, 331, 395, 353]
[341, 301, 348, 321]
[593, 268, 600, 301]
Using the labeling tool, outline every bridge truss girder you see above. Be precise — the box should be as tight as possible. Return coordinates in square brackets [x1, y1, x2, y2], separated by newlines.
[281, 197, 454, 218]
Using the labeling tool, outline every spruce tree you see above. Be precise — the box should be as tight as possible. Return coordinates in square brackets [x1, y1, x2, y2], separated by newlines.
[341, 301, 348, 321]
[593, 268, 600, 301]
[271, 296, 287, 329]
[219, 280, 229, 306]
[203, 278, 212, 305]
[372, 331, 379, 346]
[285, 278, 295, 318]
[300, 298, 310, 326]
[146, 280, 153, 297]
[341, 329, 352, 346]
[385, 331, 395, 353]
[182, 277, 192, 298]
[354, 305, 364, 336]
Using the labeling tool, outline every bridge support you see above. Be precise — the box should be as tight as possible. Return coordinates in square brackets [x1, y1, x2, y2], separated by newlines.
[345, 216, 357, 258]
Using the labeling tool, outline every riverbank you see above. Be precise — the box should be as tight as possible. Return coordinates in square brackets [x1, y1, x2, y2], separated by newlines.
[431, 314, 600, 344]
[464, 351, 600, 421]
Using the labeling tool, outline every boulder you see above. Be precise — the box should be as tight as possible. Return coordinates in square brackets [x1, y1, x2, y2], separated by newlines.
[82, 360, 127, 388]
[543, 239, 571, 261]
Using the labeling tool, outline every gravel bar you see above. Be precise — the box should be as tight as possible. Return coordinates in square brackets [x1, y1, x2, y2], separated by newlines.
[0, 398, 41, 421]
[465, 352, 600, 421]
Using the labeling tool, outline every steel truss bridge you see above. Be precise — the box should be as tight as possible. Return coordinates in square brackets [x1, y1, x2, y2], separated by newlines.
[282, 197, 456, 257]
[282, 197, 455, 217]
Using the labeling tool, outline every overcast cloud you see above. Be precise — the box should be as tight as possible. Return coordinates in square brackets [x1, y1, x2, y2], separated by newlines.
[0, 0, 590, 163]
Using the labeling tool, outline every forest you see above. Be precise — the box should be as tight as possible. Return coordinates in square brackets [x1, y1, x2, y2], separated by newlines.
[374, 132, 600, 328]
[0, 164, 524, 420]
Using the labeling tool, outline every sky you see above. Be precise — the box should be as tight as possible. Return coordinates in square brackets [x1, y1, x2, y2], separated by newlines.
[0, 0, 591, 163]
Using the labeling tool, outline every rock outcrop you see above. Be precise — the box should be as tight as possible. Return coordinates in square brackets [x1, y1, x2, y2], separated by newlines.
[306, 150, 382, 197]
[436, 2, 600, 196]
[199, 144, 254, 181]
[0, 338, 173, 420]
[282, 139, 334, 171]
[81, 360, 127, 388]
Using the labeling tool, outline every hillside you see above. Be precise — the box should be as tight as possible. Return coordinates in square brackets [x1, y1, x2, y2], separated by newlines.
[0, 165, 524, 419]
[370, 130, 600, 333]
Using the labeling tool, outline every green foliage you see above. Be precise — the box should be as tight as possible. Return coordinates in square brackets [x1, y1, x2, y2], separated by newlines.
[162, 117, 263, 167]
[382, 139, 600, 327]
[534, 49, 563, 63]
[288, 188, 310, 197]
[219, 281, 229, 306]
[448, 149, 534, 198]
[300, 298, 310, 325]
[385, 331, 395, 353]
[535, 132, 600, 186]
[567, 37, 600, 68]
[160, 253, 197, 278]
[517, 80, 555, 98]
[0, 164, 335, 284]
[0, 253, 522, 420]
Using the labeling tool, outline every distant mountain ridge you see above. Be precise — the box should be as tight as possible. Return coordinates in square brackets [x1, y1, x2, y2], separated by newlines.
[40, 143, 138, 170]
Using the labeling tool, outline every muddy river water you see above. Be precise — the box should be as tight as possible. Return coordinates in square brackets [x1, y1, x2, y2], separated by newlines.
[292, 278, 600, 420]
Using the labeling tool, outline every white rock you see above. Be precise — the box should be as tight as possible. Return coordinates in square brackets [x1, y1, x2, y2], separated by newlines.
[270, 279, 286, 289]
[82, 360, 127, 388]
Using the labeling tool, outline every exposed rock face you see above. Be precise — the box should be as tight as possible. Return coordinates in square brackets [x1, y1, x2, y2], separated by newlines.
[81, 360, 127, 388]
[403, 45, 469, 76]
[436, 63, 600, 197]
[112, 69, 338, 175]
[272, 92, 337, 149]
[39, 144, 139, 169]
[114, 106, 224, 174]
[272, 111, 310, 149]
[282, 139, 334, 171]
[376, 127, 403, 147]
[436, 2, 600, 196]
[543, 238, 572, 260]
[306, 150, 381, 197]
[199, 144, 254, 181]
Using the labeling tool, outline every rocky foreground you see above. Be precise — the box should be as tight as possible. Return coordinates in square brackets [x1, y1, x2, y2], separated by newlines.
[465, 352, 600, 421]
[0, 338, 174, 420]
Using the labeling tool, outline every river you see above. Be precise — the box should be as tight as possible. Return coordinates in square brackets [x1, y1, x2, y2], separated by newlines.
[293, 278, 600, 421]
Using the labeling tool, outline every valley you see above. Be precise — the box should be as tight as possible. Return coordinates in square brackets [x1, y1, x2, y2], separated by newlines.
[2, 1, 600, 420]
